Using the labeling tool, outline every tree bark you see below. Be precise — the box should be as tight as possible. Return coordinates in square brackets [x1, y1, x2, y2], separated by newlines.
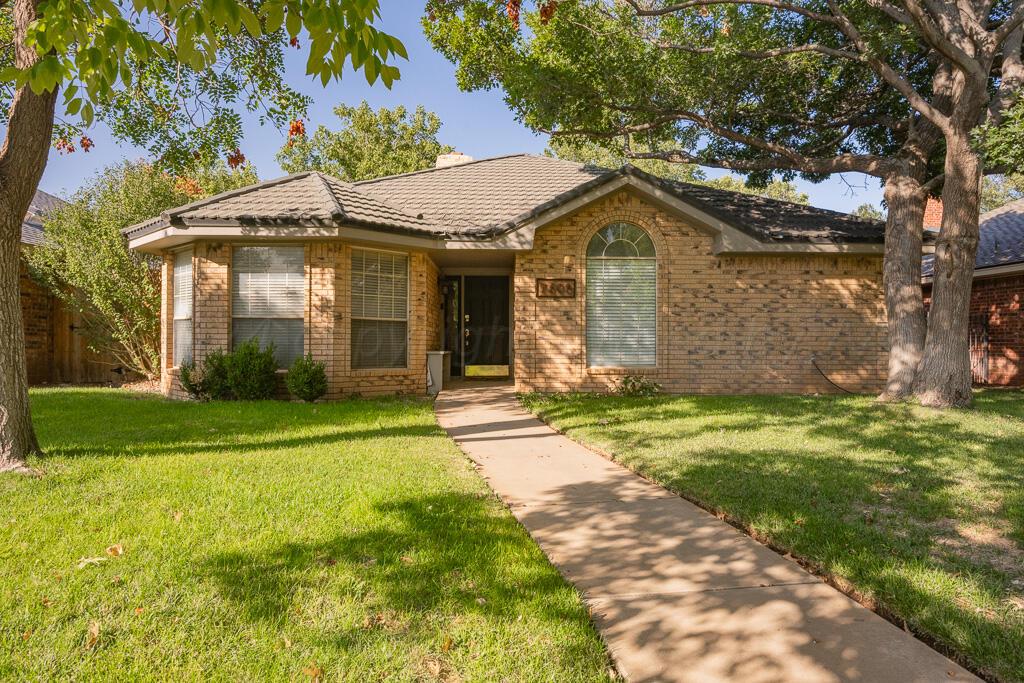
[914, 132, 982, 408]
[0, 0, 59, 472]
[878, 173, 927, 401]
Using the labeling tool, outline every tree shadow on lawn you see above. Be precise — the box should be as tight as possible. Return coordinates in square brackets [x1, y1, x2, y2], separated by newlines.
[30, 390, 445, 460]
[533, 392, 1024, 538]
[200, 492, 602, 660]
[528, 393, 1024, 679]
[512, 474, 1021, 682]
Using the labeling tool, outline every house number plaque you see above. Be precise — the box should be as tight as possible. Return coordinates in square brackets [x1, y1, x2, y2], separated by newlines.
[536, 278, 576, 299]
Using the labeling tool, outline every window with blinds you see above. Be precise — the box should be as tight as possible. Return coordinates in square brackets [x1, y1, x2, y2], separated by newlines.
[351, 249, 408, 369]
[172, 249, 193, 366]
[586, 223, 657, 367]
[231, 246, 305, 367]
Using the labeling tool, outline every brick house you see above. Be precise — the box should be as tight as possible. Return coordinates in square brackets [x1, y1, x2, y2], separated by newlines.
[923, 197, 1024, 385]
[125, 154, 896, 398]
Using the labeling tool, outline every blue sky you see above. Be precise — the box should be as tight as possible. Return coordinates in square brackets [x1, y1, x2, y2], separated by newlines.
[37, 2, 884, 213]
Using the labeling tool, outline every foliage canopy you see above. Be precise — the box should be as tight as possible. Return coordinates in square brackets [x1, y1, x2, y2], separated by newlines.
[277, 101, 452, 181]
[28, 160, 257, 379]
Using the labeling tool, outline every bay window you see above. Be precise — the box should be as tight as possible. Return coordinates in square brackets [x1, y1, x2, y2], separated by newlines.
[172, 249, 193, 366]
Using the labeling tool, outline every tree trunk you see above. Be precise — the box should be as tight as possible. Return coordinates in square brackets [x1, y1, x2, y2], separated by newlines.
[878, 173, 927, 402]
[0, 0, 59, 472]
[914, 133, 982, 408]
[0, 218, 39, 472]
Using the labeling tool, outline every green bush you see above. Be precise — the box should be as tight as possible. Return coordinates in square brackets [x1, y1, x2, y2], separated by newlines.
[178, 360, 203, 400]
[618, 375, 662, 398]
[286, 355, 328, 402]
[226, 339, 278, 400]
[202, 349, 233, 400]
[176, 342, 278, 401]
[178, 349, 232, 401]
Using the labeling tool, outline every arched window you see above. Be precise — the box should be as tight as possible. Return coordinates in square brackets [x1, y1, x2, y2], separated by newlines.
[586, 222, 657, 367]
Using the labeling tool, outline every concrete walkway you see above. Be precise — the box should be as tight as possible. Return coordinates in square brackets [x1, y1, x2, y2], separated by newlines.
[434, 383, 978, 683]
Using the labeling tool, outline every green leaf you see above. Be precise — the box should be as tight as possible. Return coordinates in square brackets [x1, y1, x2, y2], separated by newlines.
[0, 66, 21, 83]
[285, 8, 301, 37]
[363, 57, 378, 86]
[238, 4, 261, 36]
[263, 2, 285, 33]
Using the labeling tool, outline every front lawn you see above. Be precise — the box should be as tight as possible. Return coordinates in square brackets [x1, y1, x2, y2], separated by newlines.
[522, 390, 1024, 683]
[1, 389, 612, 681]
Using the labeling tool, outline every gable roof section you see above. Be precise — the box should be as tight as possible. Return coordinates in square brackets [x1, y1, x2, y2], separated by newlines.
[123, 171, 434, 241]
[123, 154, 885, 250]
[922, 198, 1024, 277]
[356, 154, 884, 244]
[21, 189, 67, 246]
[355, 153, 606, 232]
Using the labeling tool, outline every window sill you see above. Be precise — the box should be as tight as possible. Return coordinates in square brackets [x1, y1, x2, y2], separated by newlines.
[351, 367, 413, 377]
[586, 366, 658, 376]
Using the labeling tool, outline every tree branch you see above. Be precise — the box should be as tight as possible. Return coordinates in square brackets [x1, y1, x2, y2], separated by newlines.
[994, 0, 1024, 42]
[824, 0, 954, 133]
[620, 0, 840, 25]
[655, 40, 861, 61]
[622, 144, 889, 175]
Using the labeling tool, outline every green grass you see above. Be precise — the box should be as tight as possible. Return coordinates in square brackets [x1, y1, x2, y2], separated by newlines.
[1, 389, 612, 681]
[521, 389, 1024, 683]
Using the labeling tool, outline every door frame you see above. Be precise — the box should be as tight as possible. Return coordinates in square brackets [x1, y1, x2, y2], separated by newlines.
[441, 269, 513, 378]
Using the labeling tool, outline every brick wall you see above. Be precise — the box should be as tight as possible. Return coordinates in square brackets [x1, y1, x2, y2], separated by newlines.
[20, 251, 53, 384]
[332, 247, 439, 396]
[160, 196, 888, 399]
[162, 240, 443, 398]
[924, 197, 944, 230]
[923, 273, 1024, 386]
[514, 190, 888, 394]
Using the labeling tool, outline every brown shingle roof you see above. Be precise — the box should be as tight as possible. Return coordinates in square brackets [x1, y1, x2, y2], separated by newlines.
[355, 153, 605, 232]
[124, 154, 884, 246]
[358, 155, 884, 243]
[123, 171, 434, 240]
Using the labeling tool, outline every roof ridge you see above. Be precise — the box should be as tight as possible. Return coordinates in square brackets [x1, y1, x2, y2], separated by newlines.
[318, 171, 431, 226]
[354, 153, 532, 185]
[981, 197, 1024, 222]
[310, 171, 347, 219]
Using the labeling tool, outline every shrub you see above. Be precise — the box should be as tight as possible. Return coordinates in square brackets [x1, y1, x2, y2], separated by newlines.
[178, 349, 232, 400]
[618, 375, 662, 397]
[178, 361, 203, 400]
[226, 339, 278, 400]
[202, 349, 233, 400]
[286, 355, 328, 402]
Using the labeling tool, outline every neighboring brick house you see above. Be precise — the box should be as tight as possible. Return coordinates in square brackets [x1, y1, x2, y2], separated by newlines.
[125, 153, 896, 398]
[923, 198, 1024, 385]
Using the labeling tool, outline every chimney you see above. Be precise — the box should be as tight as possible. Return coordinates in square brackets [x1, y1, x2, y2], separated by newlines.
[435, 151, 473, 168]
[923, 197, 943, 231]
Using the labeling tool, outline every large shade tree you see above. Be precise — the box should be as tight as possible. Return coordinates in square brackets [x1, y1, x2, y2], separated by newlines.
[425, 0, 1024, 407]
[0, 0, 406, 472]
[277, 100, 453, 180]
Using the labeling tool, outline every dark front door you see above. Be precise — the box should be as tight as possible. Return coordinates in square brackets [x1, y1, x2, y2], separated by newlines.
[463, 276, 510, 374]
